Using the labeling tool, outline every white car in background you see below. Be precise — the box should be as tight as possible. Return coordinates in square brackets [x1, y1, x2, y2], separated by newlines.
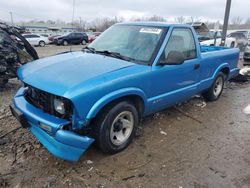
[200, 31, 237, 48]
[22, 34, 49, 47]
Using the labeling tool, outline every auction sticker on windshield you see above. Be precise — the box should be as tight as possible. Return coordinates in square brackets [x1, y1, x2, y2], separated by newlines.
[139, 28, 162, 34]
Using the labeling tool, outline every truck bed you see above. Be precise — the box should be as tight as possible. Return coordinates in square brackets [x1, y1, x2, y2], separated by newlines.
[198, 45, 240, 93]
[200, 45, 228, 53]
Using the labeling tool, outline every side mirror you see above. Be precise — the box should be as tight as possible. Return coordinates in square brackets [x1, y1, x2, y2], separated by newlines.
[159, 51, 185, 65]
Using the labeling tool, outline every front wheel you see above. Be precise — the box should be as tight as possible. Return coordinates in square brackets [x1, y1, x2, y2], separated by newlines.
[93, 101, 139, 154]
[39, 41, 45, 47]
[203, 72, 225, 101]
[81, 40, 87, 45]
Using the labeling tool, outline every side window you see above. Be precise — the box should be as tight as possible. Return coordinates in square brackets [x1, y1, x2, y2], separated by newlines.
[24, 35, 31, 38]
[76, 33, 83, 37]
[69, 33, 76, 38]
[216, 31, 222, 38]
[162, 28, 196, 62]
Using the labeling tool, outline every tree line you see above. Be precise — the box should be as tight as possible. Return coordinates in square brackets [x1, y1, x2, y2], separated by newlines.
[17, 15, 250, 32]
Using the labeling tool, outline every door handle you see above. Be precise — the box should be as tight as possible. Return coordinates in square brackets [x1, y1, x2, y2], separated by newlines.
[194, 64, 200, 70]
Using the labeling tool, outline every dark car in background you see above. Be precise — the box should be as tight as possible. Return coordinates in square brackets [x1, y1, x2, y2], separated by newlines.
[54, 32, 88, 46]
[48, 34, 61, 43]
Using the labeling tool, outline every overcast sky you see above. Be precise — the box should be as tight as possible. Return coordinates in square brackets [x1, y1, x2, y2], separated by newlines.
[0, 0, 249, 23]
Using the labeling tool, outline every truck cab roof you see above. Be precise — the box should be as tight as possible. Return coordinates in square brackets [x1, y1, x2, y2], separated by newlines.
[116, 22, 193, 29]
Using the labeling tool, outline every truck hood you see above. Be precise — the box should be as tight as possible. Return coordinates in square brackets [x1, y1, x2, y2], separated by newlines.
[18, 51, 136, 96]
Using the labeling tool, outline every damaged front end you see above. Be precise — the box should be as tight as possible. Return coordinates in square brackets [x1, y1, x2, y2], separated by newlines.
[11, 86, 94, 161]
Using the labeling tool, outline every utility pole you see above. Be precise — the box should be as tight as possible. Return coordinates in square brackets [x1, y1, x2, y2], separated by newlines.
[71, 0, 75, 31]
[79, 17, 82, 31]
[221, 0, 232, 46]
[9, 11, 14, 25]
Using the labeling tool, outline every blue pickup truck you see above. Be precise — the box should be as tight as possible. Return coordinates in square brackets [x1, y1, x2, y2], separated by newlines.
[10, 22, 240, 161]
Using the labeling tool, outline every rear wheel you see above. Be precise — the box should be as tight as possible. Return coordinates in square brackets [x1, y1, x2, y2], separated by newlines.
[92, 101, 139, 154]
[203, 72, 225, 101]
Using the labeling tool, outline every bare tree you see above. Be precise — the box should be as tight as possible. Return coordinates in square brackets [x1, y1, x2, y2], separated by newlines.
[175, 16, 186, 23]
[147, 15, 166, 22]
[230, 16, 243, 29]
[130, 15, 166, 22]
[244, 18, 250, 28]
[88, 17, 123, 32]
[187, 16, 201, 24]
[231, 16, 243, 25]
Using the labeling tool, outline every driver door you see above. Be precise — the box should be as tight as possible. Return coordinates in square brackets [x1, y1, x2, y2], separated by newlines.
[149, 27, 201, 111]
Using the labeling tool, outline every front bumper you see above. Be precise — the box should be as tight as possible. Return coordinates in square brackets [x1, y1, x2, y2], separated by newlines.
[11, 87, 94, 161]
[54, 39, 63, 45]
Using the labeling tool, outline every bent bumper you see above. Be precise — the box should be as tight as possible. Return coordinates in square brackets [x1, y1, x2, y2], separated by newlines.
[12, 87, 94, 161]
[229, 68, 240, 80]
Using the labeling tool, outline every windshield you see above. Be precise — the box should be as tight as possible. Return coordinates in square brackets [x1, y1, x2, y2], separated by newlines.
[88, 25, 166, 64]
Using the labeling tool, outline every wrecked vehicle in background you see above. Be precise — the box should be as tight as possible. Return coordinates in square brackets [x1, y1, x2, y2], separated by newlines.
[190, 22, 237, 48]
[11, 22, 240, 161]
[200, 30, 237, 48]
[227, 31, 249, 50]
[0, 22, 39, 90]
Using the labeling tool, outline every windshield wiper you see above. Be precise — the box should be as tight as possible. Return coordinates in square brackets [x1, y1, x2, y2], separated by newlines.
[95, 50, 133, 62]
[82, 46, 96, 53]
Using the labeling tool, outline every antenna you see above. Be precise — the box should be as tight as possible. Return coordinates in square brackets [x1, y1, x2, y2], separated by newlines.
[70, 0, 76, 52]
[9, 11, 14, 25]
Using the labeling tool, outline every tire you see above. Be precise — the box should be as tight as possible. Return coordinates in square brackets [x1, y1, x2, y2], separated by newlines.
[92, 101, 139, 154]
[39, 41, 45, 47]
[81, 40, 87, 45]
[63, 40, 68, 46]
[203, 72, 225, 101]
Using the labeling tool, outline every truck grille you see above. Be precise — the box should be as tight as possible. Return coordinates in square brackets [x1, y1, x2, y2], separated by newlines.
[24, 85, 73, 120]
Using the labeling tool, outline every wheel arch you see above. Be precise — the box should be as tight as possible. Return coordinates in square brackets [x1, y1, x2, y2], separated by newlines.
[62, 39, 68, 44]
[86, 88, 147, 119]
[219, 67, 230, 79]
[39, 40, 45, 45]
[213, 63, 230, 80]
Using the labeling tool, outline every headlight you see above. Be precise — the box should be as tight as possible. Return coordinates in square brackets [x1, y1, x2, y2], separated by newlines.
[54, 99, 65, 114]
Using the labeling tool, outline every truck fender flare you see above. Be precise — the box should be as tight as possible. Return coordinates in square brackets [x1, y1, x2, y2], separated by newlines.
[86, 88, 147, 119]
[212, 63, 230, 79]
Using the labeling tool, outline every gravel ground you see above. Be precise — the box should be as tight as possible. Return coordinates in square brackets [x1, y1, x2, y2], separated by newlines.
[0, 45, 250, 188]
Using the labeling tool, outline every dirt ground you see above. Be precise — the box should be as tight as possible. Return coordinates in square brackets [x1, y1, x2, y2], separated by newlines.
[0, 45, 250, 188]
